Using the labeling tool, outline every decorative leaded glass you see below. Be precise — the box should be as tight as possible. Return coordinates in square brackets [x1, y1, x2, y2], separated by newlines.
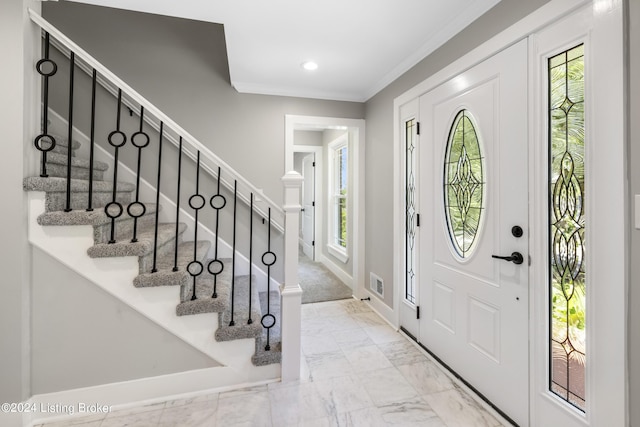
[548, 44, 586, 411]
[405, 118, 417, 304]
[443, 110, 484, 259]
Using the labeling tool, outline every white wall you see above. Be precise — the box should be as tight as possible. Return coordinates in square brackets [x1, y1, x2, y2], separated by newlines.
[30, 248, 219, 394]
[628, 0, 639, 424]
[0, 2, 40, 421]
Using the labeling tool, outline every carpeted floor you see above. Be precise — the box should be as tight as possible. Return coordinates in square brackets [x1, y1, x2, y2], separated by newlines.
[298, 250, 353, 304]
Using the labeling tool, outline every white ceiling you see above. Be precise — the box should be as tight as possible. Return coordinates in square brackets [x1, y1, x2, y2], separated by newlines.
[64, 0, 501, 102]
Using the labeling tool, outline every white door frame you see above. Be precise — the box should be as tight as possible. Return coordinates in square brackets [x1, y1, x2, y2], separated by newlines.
[393, 0, 626, 425]
[285, 115, 366, 298]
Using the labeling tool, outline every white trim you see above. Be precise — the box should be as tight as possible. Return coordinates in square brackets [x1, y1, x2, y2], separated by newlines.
[317, 253, 353, 289]
[25, 368, 279, 425]
[361, 292, 395, 327]
[327, 134, 349, 255]
[327, 244, 349, 263]
[285, 115, 365, 300]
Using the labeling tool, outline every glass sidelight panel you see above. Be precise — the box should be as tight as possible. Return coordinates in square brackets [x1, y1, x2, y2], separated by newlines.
[405, 118, 417, 304]
[443, 110, 485, 259]
[548, 44, 586, 411]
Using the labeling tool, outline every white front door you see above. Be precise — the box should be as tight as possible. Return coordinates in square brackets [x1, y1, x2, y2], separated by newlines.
[419, 39, 529, 426]
[301, 154, 315, 259]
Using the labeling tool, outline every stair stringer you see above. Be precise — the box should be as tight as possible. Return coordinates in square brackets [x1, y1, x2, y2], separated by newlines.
[27, 192, 281, 387]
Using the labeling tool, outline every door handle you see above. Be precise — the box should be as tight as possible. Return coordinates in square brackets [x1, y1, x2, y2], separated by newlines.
[491, 251, 524, 265]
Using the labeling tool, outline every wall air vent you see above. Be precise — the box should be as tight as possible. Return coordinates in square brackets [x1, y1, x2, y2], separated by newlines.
[370, 272, 384, 297]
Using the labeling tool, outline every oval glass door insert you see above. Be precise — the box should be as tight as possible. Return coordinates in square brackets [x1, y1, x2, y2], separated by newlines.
[443, 109, 485, 259]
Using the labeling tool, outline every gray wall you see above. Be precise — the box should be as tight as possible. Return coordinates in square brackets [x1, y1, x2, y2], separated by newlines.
[363, 0, 551, 308]
[0, 3, 40, 425]
[42, 1, 365, 207]
[31, 248, 218, 394]
[628, 0, 639, 425]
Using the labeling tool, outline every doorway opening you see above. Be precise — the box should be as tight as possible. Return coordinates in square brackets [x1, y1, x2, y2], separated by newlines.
[285, 115, 365, 303]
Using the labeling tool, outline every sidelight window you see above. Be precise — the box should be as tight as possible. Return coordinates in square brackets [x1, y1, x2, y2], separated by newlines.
[548, 44, 586, 411]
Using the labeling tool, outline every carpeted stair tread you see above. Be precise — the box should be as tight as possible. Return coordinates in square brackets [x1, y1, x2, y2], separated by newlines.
[24, 176, 135, 193]
[134, 240, 211, 288]
[37, 203, 158, 227]
[41, 134, 81, 156]
[215, 275, 263, 342]
[46, 151, 109, 171]
[252, 290, 282, 366]
[176, 276, 230, 316]
[87, 222, 186, 258]
[179, 258, 232, 305]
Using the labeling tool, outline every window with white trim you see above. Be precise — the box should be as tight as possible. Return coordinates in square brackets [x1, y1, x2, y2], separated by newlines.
[328, 135, 348, 262]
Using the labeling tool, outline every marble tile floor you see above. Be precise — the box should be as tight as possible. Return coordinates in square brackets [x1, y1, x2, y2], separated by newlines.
[34, 299, 511, 427]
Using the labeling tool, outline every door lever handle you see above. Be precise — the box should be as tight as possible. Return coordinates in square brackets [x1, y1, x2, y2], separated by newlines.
[492, 251, 524, 265]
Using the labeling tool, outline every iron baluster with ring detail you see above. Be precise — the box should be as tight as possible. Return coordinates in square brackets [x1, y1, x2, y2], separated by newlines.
[105, 89, 127, 242]
[261, 208, 277, 351]
[189, 151, 206, 301]
[34, 31, 58, 178]
[128, 106, 150, 242]
[208, 167, 226, 298]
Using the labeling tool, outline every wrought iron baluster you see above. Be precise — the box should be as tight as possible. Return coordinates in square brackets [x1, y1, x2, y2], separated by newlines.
[189, 151, 206, 300]
[229, 180, 238, 326]
[173, 137, 183, 272]
[105, 89, 127, 243]
[34, 31, 58, 178]
[87, 69, 97, 211]
[248, 192, 254, 325]
[64, 51, 75, 212]
[208, 167, 226, 298]
[151, 121, 164, 273]
[261, 208, 277, 351]
[129, 106, 150, 242]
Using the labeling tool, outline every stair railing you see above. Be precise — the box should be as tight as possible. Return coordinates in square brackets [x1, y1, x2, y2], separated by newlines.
[29, 9, 300, 376]
[28, 9, 284, 232]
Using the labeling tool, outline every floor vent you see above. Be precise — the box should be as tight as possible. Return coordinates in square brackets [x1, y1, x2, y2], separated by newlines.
[370, 272, 384, 297]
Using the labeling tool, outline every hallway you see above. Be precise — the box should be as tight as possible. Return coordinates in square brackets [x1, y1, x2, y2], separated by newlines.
[298, 251, 352, 304]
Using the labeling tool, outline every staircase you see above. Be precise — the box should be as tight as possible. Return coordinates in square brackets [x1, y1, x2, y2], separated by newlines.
[20, 11, 304, 416]
[24, 130, 282, 369]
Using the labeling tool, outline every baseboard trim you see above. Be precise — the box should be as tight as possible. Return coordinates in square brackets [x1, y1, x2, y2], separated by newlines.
[27, 365, 280, 426]
[360, 291, 395, 326]
[317, 253, 353, 289]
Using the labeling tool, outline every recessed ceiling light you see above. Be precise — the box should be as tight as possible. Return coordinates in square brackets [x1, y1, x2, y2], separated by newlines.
[302, 61, 318, 71]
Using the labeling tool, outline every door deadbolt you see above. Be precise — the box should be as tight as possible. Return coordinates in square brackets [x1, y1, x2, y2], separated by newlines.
[511, 226, 523, 238]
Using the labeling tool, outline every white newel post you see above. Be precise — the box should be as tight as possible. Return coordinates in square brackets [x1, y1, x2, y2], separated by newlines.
[280, 171, 303, 382]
